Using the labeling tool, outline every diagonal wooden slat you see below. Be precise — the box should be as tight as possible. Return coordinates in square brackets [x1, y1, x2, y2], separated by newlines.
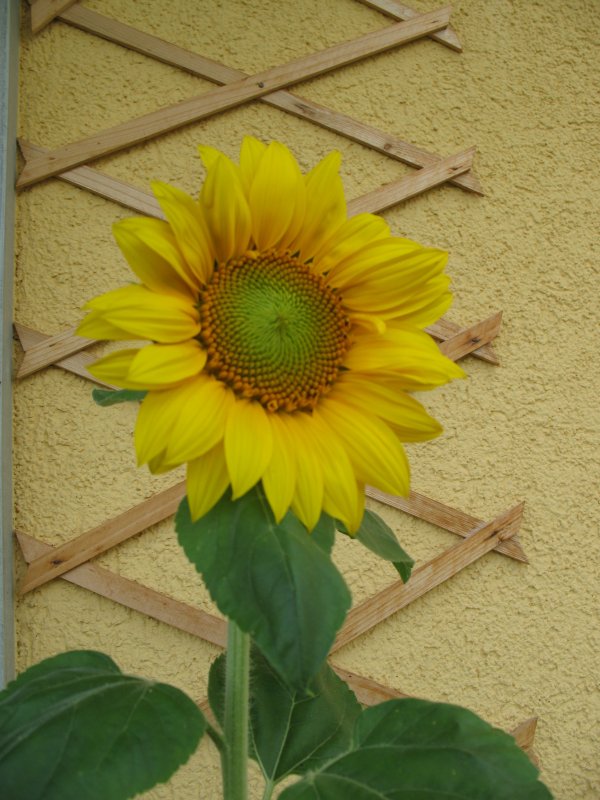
[17, 325, 93, 379]
[16, 7, 453, 188]
[20, 140, 477, 221]
[331, 503, 524, 652]
[19, 474, 526, 596]
[30, 0, 77, 34]
[16, 530, 227, 647]
[347, 147, 475, 215]
[15, 530, 537, 756]
[356, 0, 462, 51]
[365, 486, 527, 563]
[55, 4, 481, 194]
[14, 323, 114, 387]
[438, 311, 502, 361]
[19, 482, 187, 594]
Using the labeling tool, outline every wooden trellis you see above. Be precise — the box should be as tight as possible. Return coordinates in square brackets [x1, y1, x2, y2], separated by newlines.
[16, 0, 539, 760]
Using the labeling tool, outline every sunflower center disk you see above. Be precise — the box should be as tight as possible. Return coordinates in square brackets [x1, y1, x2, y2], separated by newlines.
[199, 250, 351, 412]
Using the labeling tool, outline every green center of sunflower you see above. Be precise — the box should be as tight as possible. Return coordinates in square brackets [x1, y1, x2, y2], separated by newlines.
[198, 250, 351, 412]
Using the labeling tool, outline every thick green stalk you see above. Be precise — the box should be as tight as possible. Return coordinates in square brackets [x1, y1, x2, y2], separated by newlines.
[223, 621, 250, 800]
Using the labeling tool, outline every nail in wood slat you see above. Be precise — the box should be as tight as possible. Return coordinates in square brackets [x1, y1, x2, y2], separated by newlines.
[356, 0, 462, 51]
[347, 147, 475, 216]
[17, 8, 452, 188]
[58, 5, 481, 195]
[30, 0, 77, 34]
[331, 503, 525, 652]
[427, 317, 499, 365]
[438, 311, 503, 362]
[16, 531, 227, 647]
[19, 482, 187, 595]
[366, 486, 528, 563]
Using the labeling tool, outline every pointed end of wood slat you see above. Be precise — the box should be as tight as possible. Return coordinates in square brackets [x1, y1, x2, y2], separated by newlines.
[14, 530, 35, 565]
[511, 716, 538, 750]
[17, 138, 35, 162]
[13, 322, 27, 347]
[441, 25, 463, 53]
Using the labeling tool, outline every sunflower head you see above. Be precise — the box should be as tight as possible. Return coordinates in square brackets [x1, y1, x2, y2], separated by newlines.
[79, 138, 464, 533]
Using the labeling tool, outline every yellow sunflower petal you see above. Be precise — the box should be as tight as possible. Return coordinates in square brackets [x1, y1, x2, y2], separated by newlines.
[239, 136, 267, 196]
[85, 285, 199, 343]
[187, 442, 230, 521]
[200, 153, 252, 263]
[344, 326, 465, 388]
[279, 414, 324, 532]
[113, 218, 195, 298]
[151, 181, 214, 284]
[135, 386, 187, 467]
[261, 413, 296, 523]
[332, 377, 443, 442]
[337, 245, 447, 292]
[311, 410, 364, 532]
[344, 276, 452, 327]
[165, 376, 234, 465]
[127, 341, 207, 387]
[290, 151, 346, 261]
[86, 349, 137, 388]
[224, 400, 273, 499]
[76, 312, 135, 341]
[319, 396, 410, 497]
[197, 144, 223, 172]
[248, 141, 306, 250]
[312, 213, 389, 275]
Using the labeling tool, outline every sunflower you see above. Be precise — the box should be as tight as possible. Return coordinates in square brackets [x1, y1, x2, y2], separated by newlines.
[78, 138, 464, 532]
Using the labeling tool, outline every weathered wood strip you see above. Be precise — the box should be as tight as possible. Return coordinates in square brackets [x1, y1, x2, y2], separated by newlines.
[356, 0, 462, 51]
[57, 5, 481, 194]
[331, 503, 525, 651]
[30, 0, 77, 34]
[17, 325, 92, 378]
[366, 486, 527, 563]
[427, 316, 499, 365]
[347, 147, 475, 216]
[438, 311, 503, 362]
[19, 474, 525, 596]
[19, 482, 187, 595]
[19, 140, 163, 218]
[17, 8, 452, 188]
[16, 531, 227, 647]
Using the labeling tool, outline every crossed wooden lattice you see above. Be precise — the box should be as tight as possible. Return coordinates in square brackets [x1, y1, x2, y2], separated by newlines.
[17, 0, 539, 756]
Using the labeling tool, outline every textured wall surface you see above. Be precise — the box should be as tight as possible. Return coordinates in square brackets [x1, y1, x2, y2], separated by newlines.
[14, 1, 599, 798]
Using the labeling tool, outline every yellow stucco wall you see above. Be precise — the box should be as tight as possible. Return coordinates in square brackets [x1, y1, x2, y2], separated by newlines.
[14, 1, 599, 797]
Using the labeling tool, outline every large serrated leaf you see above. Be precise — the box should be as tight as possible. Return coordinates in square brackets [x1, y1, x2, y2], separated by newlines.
[0, 650, 205, 800]
[176, 489, 351, 691]
[209, 647, 361, 783]
[280, 699, 553, 799]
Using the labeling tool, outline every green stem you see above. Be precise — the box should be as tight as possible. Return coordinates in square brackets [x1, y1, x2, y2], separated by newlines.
[261, 778, 275, 800]
[223, 620, 250, 800]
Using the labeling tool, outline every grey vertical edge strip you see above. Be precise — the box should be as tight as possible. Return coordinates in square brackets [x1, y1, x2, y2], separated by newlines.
[0, 0, 19, 687]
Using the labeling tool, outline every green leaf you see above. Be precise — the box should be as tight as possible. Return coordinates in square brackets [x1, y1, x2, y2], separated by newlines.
[341, 510, 414, 582]
[311, 513, 336, 554]
[208, 647, 361, 783]
[0, 650, 205, 800]
[176, 489, 351, 690]
[92, 388, 147, 406]
[279, 699, 553, 800]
